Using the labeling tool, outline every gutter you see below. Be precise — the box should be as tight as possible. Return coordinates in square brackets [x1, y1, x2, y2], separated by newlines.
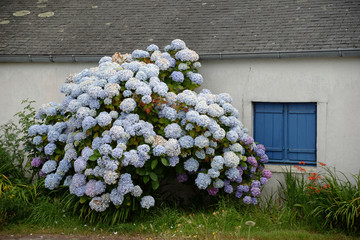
[0, 49, 359, 63]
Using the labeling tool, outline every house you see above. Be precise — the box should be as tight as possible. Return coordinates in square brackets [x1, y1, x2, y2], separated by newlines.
[1, 0, 359, 188]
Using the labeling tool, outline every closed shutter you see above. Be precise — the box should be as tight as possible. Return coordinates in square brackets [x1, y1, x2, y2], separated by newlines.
[254, 102, 316, 165]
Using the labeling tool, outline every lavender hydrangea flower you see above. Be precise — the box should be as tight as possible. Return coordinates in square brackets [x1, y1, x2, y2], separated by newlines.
[262, 169, 272, 179]
[31, 156, 43, 167]
[251, 187, 261, 197]
[260, 177, 268, 185]
[207, 187, 218, 196]
[177, 173, 188, 183]
[243, 196, 252, 204]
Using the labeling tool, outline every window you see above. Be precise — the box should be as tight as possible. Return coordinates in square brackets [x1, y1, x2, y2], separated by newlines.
[254, 102, 316, 165]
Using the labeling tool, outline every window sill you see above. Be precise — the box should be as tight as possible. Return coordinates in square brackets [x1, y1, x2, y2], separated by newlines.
[264, 164, 318, 174]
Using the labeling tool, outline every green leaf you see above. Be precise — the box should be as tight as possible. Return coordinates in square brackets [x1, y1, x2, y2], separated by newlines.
[152, 181, 159, 190]
[149, 172, 158, 182]
[143, 175, 150, 184]
[161, 158, 169, 166]
[136, 168, 146, 176]
[151, 159, 158, 170]
[88, 151, 100, 161]
[80, 196, 87, 204]
[55, 155, 61, 161]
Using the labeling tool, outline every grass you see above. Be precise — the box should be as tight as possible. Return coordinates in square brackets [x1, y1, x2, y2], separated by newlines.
[1, 197, 359, 240]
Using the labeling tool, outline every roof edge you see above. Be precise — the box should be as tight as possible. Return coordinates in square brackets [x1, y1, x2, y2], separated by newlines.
[0, 49, 359, 63]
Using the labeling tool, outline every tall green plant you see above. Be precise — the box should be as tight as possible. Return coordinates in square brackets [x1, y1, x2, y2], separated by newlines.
[0, 99, 38, 182]
[310, 167, 360, 233]
[278, 163, 360, 234]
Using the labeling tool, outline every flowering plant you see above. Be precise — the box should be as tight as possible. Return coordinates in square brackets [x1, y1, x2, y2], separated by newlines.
[27, 39, 271, 213]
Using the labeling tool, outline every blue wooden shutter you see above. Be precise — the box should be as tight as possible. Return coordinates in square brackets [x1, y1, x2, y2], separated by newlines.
[254, 102, 316, 165]
[287, 103, 316, 165]
[254, 103, 285, 161]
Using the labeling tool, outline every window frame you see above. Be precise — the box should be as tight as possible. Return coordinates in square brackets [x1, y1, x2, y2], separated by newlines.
[242, 99, 327, 172]
[253, 102, 317, 166]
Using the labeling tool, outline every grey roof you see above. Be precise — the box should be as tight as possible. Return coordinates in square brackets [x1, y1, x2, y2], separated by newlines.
[0, 0, 359, 58]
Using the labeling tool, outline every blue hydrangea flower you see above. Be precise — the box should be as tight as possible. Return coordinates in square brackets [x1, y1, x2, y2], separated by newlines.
[85, 180, 106, 197]
[195, 173, 211, 190]
[74, 157, 87, 172]
[225, 168, 240, 181]
[170, 71, 184, 82]
[211, 156, 224, 170]
[195, 149, 206, 159]
[140, 195, 155, 209]
[164, 123, 182, 139]
[161, 106, 177, 121]
[56, 159, 71, 176]
[132, 49, 150, 59]
[178, 63, 188, 70]
[110, 188, 124, 206]
[141, 95, 152, 104]
[178, 135, 194, 149]
[81, 147, 94, 160]
[117, 173, 134, 195]
[170, 39, 186, 50]
[32, 136, 43, 145]
[194, 135, 209, 148]
[213, 179, 224, 188]
[44, 143, 56, 156]
[184, 158, 199, 172]
[175, 49, 199, 62]
[152, 145, 166, 156]
[120, 98, 137, 113]
[89, 196, 109, 212]
[146, 44, 159, 52]
[243, 196, 252, 204]
[45, 173, 62, 190]
[208, 168, 220, 178]
[96, 112, 112, 127]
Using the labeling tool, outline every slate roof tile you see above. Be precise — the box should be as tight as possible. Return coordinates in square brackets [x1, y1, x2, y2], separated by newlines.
[0, 0, 359, 55]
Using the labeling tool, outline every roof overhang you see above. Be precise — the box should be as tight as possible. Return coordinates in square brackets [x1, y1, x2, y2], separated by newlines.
[0, 49, 359, 63]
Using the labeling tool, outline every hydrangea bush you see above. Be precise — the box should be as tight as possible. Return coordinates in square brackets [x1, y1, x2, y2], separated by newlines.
[28, 39, 271, 213]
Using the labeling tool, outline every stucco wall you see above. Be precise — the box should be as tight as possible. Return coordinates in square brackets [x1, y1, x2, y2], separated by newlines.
[199, 57, 360, 176]
[1, 57, 359, 178]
